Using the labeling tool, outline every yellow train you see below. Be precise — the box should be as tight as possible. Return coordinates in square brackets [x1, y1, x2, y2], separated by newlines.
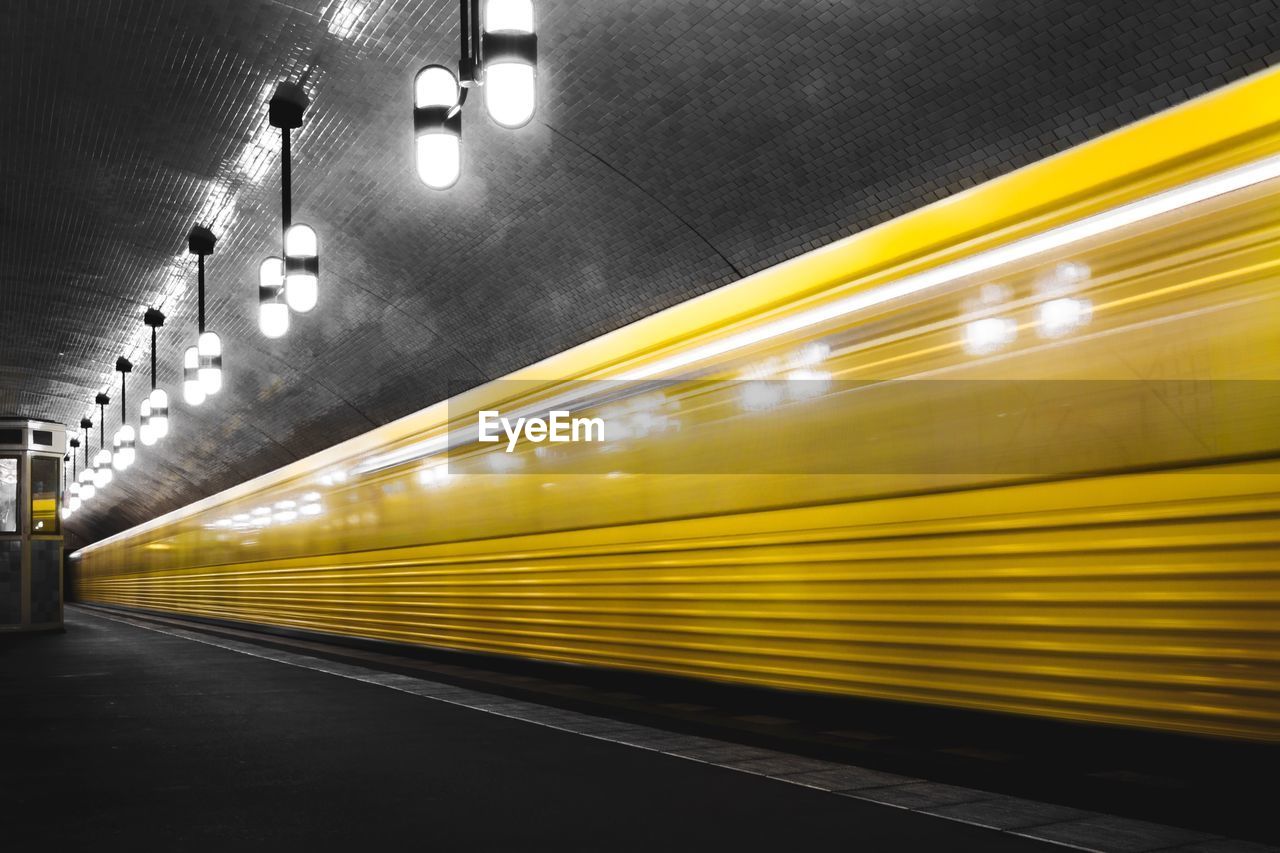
[73, 68, 1280, 741]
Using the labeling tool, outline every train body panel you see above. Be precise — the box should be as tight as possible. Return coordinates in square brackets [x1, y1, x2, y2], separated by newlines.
[73, 68, 1280, 741]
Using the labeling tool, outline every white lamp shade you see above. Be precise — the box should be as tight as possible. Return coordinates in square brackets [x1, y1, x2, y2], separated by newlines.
[258, 256, 289, 337]
[198, 331, 223, 395]
[284, 224, 318, 258]
[415, 64, 459, 108]
[259, 301, 289, 338]
[70, 495, 82, 512]
[80, 481, 95, 502]
[112, 429, 134, 471]
[285, 272, 318, 313]
[416, 133, 461, 190]
[413, 65, 462, 189]
[284, 225, 319, 313]
[482, 0, 535, 128]
[485, 0, 533, 33]
[259, 256, 285, 288]
[139, 399, 154, 446]
[117, 425, 134, 471]
[484, 62, 536, 129]
[148, 388, 169, 437]
[183, 345, 206, 406]
[93, 448, 113, 488]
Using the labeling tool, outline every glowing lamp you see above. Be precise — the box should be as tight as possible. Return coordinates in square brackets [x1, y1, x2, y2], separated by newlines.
[183, 345, 205, 406]
[284, 224, 319, 313]
[414, 65, 462, 189]
[258, 257, 289, 338]
[112, 424, 135, 471]
[149, 388, 169, 438]
[139, 398, 155, 446]
[482, 0, 537, 128]
[198, 331, 223, 394]
[77, 466, 95, 502]
[93, 448, 113, 489]
[141, 308, 170, 441]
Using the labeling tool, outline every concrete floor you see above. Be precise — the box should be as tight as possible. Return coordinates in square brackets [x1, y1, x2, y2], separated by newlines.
[0, 608, 1064, 851]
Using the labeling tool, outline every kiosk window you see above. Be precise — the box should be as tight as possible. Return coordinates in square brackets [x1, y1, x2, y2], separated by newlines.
[30, 457, 58, 534]
[0, 458, 16, 533]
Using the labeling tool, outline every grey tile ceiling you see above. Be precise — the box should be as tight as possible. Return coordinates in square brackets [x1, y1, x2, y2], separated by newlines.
[2, 0, 1276, 545]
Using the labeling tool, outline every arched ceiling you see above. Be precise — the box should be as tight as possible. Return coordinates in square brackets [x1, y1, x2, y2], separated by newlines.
[2, 0, 1276, 546]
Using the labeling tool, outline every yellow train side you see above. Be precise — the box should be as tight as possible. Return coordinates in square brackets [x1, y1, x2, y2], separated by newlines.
[73, 68, 1280, 741]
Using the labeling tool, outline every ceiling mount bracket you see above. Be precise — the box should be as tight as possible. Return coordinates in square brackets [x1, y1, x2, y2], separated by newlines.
[268, 82, 309, 129]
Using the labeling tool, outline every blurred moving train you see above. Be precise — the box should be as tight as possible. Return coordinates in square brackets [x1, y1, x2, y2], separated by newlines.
[73, 69, 1280, 741]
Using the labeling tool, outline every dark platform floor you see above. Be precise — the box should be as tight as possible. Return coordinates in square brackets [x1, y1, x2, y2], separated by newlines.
[0, 608, 1062, 851]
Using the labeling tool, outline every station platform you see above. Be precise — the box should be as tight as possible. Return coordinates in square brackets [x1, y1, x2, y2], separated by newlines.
[2, 606, 1272, 851]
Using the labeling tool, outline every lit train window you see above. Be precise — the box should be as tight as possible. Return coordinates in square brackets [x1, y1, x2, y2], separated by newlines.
[30, 456, 59, 535]
[0, 458, 16, 534]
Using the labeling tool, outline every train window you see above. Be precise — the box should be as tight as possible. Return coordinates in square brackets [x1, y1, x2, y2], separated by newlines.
[0, 458, 17, 534]
[0, 429, 21, 446]
[31, 430, 53, 446]
[30, 456, 59, 535]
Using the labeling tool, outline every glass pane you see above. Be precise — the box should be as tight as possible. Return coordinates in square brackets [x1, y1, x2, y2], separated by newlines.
[0, 458, 16, 533]
[30, 456, 59, 535]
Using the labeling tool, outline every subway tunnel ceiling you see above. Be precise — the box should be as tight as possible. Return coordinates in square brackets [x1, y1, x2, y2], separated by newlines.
[2, 0, 1275, 545]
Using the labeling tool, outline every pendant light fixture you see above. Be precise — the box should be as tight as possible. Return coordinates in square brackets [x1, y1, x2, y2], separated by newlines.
[258, 257, 288, 338]
[78, 418, 96, 502]
[67, 437, 81, 512]
[61, 453, 72, 521]
[481, 0, 538, 129]
[268, 83, 320, 317]
[413, 0, 537, 189]
[184, 225, 222, 405]
[183, 345, 204, 407]
[112, 357, 136, 472]
[92, 394, 113, 490]
[140, 308, 170, 445]
[414, 65, 462, 189]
